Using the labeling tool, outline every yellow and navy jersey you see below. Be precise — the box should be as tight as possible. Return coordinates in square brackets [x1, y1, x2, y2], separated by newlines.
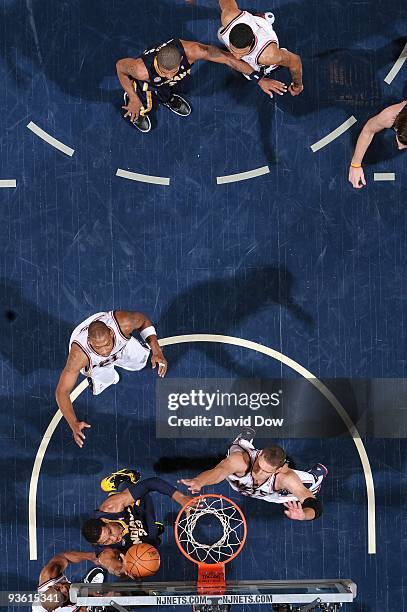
[139, 39, 191, 88]
[96, 500, 158, 551]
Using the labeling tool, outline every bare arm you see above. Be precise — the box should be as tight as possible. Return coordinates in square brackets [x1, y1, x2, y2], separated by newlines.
[219, 0, 241, 26]
[182, 40, 253, 75]
[279, 474, 317, 521]
[115, 58, 149, 121]
[39, 551, 97, 584]
[97, 549, 126, 577]
[55, 344, 91, 448]
[348, 102, 405, 188]
[260, 46, 303, 94]
[116, 310, 167, 377]
[354, 103, 404, 161]
[179, 453, 247, 493]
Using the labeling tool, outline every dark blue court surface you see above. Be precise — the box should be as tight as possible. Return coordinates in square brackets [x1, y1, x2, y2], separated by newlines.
[0, 0, 406, 610]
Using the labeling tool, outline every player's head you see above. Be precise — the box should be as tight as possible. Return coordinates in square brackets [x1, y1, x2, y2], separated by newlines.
[40, 585, 70, 611]
[155, 44, 182, 78]
[253, 445, 287, 476]
[394, 111, 407, 149]
[87, 320, 114, 356]
[228, 23, 255, 58]
[82, 518, 123, 545]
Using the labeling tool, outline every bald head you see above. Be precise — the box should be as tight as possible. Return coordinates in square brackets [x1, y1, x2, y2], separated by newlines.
[88, 320, 110, 341]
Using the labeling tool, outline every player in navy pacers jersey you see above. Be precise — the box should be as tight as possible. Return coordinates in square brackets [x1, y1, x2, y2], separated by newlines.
[116, 38, 278, 132]
[82, 475, 192, 552]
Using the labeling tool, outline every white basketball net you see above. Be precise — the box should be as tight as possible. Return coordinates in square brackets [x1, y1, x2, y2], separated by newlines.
[176, 496, 246, 564]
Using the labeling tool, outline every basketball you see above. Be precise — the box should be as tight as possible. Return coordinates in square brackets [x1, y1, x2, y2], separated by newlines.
[124, 543, 161, 579]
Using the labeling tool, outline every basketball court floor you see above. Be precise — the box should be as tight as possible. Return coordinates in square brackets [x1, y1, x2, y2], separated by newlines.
[0, 0, 406, 609]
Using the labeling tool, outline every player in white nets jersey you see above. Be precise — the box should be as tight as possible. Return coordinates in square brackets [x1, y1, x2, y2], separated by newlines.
[180, 429, 327, 521]
[33, 549, 119, 612]
[56, 310, 167, 447]
[217, 0, 303, 97]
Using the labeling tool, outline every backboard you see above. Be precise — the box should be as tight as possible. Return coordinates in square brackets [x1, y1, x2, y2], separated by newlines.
[70, 578, 357, 609]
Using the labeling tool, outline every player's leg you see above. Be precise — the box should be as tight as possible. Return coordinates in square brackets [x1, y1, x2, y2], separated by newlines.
[86, 364, 120, 395]
[114, 336, 151, 372]
[122, 80, 152, 133]
[156, 85, 192, 117]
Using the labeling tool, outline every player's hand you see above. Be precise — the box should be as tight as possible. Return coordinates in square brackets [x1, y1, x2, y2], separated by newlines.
[122, 97, 142, 121]
[283, 500, 306, 520]
[71, 420, 91, 448]
[288, 82, 304, 96]
[258, 77, 288, 98]
[152, 352, 168, 378]
[177, 478, 203, 494]
[348, 165, 366, 189]
[98, 549, 125, 577]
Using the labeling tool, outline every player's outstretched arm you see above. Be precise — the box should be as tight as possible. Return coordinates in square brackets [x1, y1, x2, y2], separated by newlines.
[281, 476, 323, 521]
[115, 58, 148, 121]
[178, 453, 247, 493]
[261, 46, 303, 96]
[182, 41, 253, 75]
[97, 549, 126, 577]
[39, 551, 97, 584]
[55, 344, 91, 448]
[116, 310, 168, 377]
[219, 0, 241, 27]
[348, 102, 404, 189]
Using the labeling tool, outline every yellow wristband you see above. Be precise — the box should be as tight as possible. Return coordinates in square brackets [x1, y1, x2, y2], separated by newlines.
[351, 163, 362, 168]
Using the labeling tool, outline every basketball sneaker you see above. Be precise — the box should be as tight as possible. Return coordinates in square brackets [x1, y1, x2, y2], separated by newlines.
[308, 463, 328, 492]
[123, 92, 151, 133]
[308, 463, 328, 480]
[82, 567, 107, 584]
[101, 468, 141, 494]
[162, 94, 191, 117]
[233, 427, 256, 445]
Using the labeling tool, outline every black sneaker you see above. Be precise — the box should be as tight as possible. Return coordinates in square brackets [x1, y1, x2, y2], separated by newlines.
[162, 94, 191, 117]
[123, 92, 151, 133]
[308, 463, 328, 480]
[83, 567, 107, 584]
[234, 427, 256, 445]
[130, 114, 151, 133]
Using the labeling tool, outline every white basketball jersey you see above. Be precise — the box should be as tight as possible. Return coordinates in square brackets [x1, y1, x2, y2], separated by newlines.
[69, 311, 131, 371]
[34, 575, 78, 612]
[227, 447, 318, 503]
[218, 11, 279, 72]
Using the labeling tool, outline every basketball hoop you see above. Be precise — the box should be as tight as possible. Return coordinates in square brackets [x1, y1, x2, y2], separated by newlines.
[174, 494, 247, 594]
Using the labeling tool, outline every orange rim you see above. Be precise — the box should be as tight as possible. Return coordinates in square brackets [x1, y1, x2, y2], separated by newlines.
[174, 493, 247, 565]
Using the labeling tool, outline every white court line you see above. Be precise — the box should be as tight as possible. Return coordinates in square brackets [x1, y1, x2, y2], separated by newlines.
[374, 172, 395, 181]
[217, 165, 270, 185]
[310, 116, 357, 153]
[384, 42, 407, 84]
[28, 378, 88, 560]
[0, 179, 16, 188]
[116, 168, 170, 186]
[27, 121, 75, 157]
[28, 334, 376, 560]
